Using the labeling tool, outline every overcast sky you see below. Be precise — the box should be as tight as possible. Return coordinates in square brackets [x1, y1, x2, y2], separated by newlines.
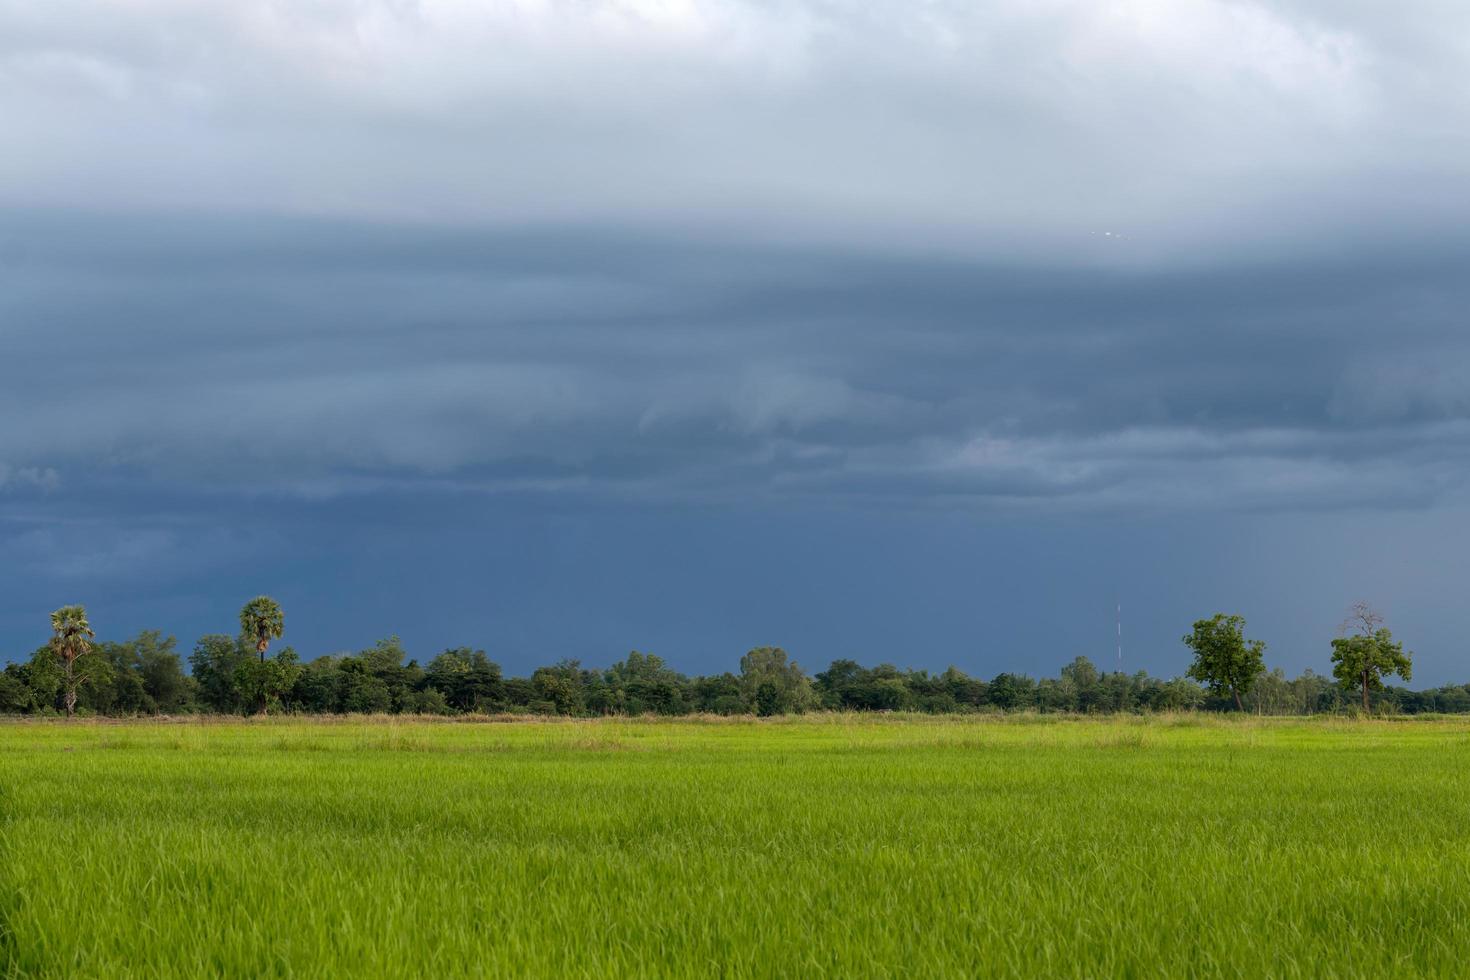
[3, 0, 1468, 681]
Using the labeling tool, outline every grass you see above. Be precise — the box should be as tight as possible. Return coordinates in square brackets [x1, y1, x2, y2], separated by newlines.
[3, 714, 1470, 977]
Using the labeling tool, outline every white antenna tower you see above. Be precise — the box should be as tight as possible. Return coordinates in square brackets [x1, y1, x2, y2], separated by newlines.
[1116, 601, 1123, 674]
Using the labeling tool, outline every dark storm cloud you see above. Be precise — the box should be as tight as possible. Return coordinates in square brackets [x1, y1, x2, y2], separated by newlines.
[3, 212, 1469, 516]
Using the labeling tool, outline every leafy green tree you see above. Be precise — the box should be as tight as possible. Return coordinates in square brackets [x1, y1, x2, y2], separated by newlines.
[532, 660, 587, 715]
[1182, 614, 1267, 711]
[341, 637, 418, 713]
[425, 648, 505, 712]
[293, 656, 348, 713]
[1060, 656, 1100, 688]
[988, 672, 1036, 710]
[235, 648, 302, 714]
[1246, 668, 1296, 715]
[691, 672, 743, 714]
[21, 648, 61, 713]
[1331, 602, 1412, 713]
[404, 687, 452, 715]
[49, 605, 107, 719]
[1432, 686, 1470, 713]
[1060, 656, 1103, 712]
[902, 670, 958, 713]
[815, 660, 914, 712]
[133, 632, 193, 713]
[87, 640, 152, 715]
[502, 676, 537, 709]
[940, 666, 987, 709]
[80, 631, 185, 715]
[604, 651, 689, 715]
[1035, 676, 1077, 712]
[1288, 668, 1344, 714]
[739, 647, 814, 715]
[342, 669, 392, 713]
[815, 659, 866, 709]
[189, 634, 251, 713]
[0, 663, 36, 713]
[1157, 676, 1206, 711]
[239, 596, 285, 662]
[754, 681, 781, 717]
[1099, 672, 1138, 713]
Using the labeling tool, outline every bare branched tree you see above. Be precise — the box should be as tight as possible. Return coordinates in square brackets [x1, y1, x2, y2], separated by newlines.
[1341, 600, 1385, 638]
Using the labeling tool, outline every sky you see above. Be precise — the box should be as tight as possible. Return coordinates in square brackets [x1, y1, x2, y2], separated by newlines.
[2, 0, 1469, 681]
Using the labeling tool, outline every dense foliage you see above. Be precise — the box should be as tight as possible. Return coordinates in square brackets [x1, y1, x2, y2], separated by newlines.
[1, 629, 1461, 717]
[1182, 613, 1267, 710]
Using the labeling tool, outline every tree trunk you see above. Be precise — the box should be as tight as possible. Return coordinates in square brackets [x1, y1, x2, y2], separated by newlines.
[1232, 686, 1243, 712]
[62, 658, 76, 719]
[1362, 673, 1370, 713]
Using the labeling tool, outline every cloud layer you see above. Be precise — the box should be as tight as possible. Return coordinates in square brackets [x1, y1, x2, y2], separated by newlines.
[3, 0, 1468, 254]
[3, 213, 1469, 514]
[4, 0, 1470, 675]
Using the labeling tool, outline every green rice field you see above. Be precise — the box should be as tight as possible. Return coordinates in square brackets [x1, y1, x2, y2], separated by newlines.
[3, 715, 1469, 977]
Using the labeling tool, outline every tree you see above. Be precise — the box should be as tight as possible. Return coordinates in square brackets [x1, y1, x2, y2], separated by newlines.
[0, 663, 36, 713]
[531, 660, 587, 715]
[425, 648, 504, 712]
[341, 668, 392, 713]
[1060, 656, 1100, 689]
[1157, 676, 1206, 711]
[604, 651, 688, 715]
[1060, 656, 1102, 712]
[1035, 677, 1077, 712]
[49, 605, 105, 719]
[738, 647, 815, 715]
[1182, 613, 1267, 711]
[293, 656, 348, 713]
[691, 672, 743, 714]
[21, 648, 61, 713]
[940, 666, 987, 709]
[346, 637, 418, 713]
[133, 631, 193, 713]
[235, 648, 303, 715]
[1330, 602, 1412, 713]
[815, 659, 866, 709]
[190, 634, 251, 713]
[89, 640, 152, 715]
[239, 596, 285, 662]
[988, 672, 1036, 710]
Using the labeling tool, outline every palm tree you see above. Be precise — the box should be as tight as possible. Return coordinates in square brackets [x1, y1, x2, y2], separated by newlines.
[50, 605, 96, 719]
[239, 596, 285, 662]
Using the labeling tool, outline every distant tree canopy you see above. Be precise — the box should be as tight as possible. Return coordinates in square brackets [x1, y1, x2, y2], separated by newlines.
[91, 631, 189, 715]
[740, 647, 816, 716]
[1, 599, 1450, 719]
[424, 648, 502, 713]
[190, 634, 252, 714]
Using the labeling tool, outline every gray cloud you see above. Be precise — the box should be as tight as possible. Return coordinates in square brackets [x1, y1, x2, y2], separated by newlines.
[2, 0, 1468, 259]
[2, 213, 1469, 513]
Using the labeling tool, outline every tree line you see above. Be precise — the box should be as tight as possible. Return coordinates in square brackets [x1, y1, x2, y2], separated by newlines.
[2, 597, 1455, 718]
